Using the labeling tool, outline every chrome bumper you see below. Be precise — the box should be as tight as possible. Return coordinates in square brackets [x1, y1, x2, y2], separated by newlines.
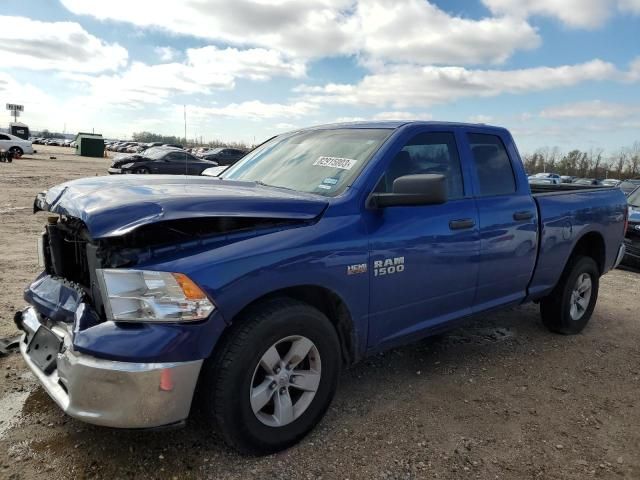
[18, 307, 202, 429]
[613, 243, 626, 269]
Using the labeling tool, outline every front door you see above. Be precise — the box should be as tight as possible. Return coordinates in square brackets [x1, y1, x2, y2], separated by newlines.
[366, 130, 480, 347]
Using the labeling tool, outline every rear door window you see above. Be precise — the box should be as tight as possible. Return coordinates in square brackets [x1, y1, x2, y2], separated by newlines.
[467, 133, 516, 196]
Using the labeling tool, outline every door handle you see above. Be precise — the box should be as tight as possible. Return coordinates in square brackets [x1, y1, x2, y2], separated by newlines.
[513, 211, 534, 221]
[449, 218, 476, 230]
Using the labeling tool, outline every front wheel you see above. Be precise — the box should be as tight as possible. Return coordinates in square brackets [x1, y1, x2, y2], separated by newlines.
[201, 298, 341, 454]
[133, 166, 150, 174]
[9, 147, 22, 159]
[540, 256, 599, 334]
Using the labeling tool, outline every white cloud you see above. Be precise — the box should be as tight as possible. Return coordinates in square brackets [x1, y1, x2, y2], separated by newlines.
[619, 0, 640, 12]
[63, 46, 306, 108]
[60, 0, 356, 58]
[372, 111, 432, 120]
[482, 0, 640, 28]
[468, 114, 494, 123]
[356, 0, 539, 65]
[540, 100, 640, 118]
[60, 0, 538, 65]
[0, 15, 127, 72]
[185, 100, 317, 121]
[333, 116, 367, 123]
[296, 60, 618, 108]
[154, 46, 179, 62]
[186, 46, 305, 80]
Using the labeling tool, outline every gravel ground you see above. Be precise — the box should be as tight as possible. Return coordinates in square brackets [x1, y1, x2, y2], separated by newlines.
[0, 146, 639, 479]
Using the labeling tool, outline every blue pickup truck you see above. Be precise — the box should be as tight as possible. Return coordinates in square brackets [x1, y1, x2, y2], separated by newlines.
[16, 121, 627, 453]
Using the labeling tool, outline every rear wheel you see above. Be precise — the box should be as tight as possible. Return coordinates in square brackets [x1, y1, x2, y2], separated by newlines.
[201, 298, 341, 454]
[9, 147, 22, 159]
[540, 256, 599, 334]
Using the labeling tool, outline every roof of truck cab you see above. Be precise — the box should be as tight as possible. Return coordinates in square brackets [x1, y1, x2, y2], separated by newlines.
[304, 120, 508, 131]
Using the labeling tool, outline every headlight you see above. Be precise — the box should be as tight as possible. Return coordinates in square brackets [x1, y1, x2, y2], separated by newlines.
[120, 162, 134, 168]
[97, 269, 214, 322]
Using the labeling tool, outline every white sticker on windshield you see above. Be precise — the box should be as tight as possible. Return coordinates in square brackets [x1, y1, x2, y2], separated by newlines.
[323, 177, 339, 185]
[314, 156, 357, 170]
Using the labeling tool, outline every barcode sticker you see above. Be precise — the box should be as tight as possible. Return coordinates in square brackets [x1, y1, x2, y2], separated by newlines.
[313, 156, 357, 170]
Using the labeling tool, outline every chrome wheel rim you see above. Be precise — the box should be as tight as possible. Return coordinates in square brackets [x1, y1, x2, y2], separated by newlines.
[250, 335, 321, 427]
[570, 273, 592, 320]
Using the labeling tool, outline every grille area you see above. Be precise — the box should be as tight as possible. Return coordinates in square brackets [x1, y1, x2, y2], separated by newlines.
[45, 219, 91, 288]
[625, 223, 640, 257]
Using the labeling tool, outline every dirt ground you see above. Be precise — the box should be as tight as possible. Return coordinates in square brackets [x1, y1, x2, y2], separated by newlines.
[0, 146, 639, 479]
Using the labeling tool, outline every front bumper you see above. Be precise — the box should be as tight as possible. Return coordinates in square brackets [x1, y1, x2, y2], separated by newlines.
[107, 167, 122, 174]
[17, 307, 203, 429]
[613, 242, 626, 269]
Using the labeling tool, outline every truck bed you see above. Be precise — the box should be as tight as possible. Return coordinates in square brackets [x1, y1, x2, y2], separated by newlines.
[527, 185, 627, 300]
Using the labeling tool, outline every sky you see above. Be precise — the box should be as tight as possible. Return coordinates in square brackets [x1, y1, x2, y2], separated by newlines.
[0, 0, 639, 153]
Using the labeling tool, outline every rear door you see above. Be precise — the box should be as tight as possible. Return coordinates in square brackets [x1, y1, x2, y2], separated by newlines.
[461, 129, 538, 312]
[366, 129, 480, 347]
[161, 151, 188, 174]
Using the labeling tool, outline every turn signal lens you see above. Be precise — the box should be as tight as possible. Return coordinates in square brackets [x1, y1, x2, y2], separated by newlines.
[172, 273, 207, 300]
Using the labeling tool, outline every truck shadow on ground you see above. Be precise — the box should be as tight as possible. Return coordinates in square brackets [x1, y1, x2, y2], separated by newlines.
[12, 302, 569, 478]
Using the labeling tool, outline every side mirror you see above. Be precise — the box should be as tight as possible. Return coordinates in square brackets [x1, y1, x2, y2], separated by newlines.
[369, 174, 448, 208]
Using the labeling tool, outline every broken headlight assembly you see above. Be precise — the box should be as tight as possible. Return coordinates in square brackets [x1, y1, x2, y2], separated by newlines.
[97, 269, 214, 322]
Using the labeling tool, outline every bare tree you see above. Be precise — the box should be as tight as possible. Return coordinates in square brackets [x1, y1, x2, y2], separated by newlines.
[587, 148, 604, 178]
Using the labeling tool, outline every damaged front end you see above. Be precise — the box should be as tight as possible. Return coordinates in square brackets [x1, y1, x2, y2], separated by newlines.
[17, 215, 305, 429]
[18, 177, 327, 428]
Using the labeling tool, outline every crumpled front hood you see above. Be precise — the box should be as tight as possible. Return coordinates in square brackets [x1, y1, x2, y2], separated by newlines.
[35, 175, 328, 239]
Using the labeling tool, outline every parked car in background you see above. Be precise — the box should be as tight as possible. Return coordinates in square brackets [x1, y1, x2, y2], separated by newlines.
[620, 180, 640, 195]
[623, 186, 640, 268]
[528, 176, 556, 185]
[201, 165, 230, 176]
[108, 146, 217, 175]
[573, 178, 602, 186]
[0, 132, 34, 157]
[529, 172, 561, 184]
[200, 147, 247, 165]
[602, 178, 621, 187]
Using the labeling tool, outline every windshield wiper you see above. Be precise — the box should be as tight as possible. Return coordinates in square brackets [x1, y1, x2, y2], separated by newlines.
[254, 180, 297, 192]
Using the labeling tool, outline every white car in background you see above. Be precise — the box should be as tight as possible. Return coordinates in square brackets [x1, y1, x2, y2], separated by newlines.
[201, 165, 229, 177]
[0, 133, 34, 157]
[529, 172, 561, 185]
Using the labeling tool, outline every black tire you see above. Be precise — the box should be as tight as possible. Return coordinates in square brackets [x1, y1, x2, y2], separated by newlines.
[133, 166, 150, 174]
[9, 147, 22, 159]
[200, 297, 341, 454]
[540, 256, 599, 334]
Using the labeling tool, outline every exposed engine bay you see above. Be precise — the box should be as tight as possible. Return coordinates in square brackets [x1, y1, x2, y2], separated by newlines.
[40, 214, 303, 320]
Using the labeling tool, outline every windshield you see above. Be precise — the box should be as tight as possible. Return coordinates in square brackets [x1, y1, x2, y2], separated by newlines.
[628, 187, 640, 207]
[221, 129, 392, 196]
